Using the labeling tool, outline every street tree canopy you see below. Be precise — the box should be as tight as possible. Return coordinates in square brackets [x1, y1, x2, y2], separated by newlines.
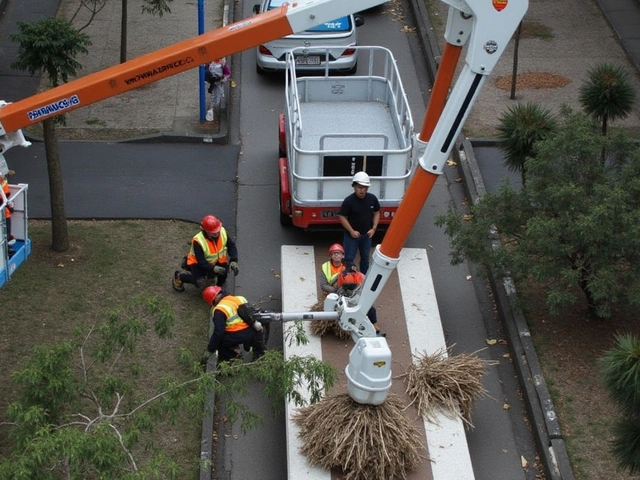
[0, 295, 335, 479]
[437, 108, 640, 319]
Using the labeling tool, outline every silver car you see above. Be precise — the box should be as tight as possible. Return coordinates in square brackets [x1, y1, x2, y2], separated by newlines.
[252, 0, 364, 74]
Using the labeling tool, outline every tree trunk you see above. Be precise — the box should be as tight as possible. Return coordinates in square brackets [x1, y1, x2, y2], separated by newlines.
[510, 22, 522, 100]
[43, 118, 69, 252]
[120, 0, 128, 63]
[578, 270, 601, 319]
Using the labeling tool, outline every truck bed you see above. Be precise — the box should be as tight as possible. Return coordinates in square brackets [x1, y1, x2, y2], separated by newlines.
[298, 101, 400, 151]
[281, 46, 415, 226]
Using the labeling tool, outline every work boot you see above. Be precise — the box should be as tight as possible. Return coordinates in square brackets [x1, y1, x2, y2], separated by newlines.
[172, 271, 185, 292]
[375, 327, 386, 337]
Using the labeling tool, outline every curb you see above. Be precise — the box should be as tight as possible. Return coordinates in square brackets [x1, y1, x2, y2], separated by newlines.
[452, 137, 574, 480]
[197, 2, 234, 479]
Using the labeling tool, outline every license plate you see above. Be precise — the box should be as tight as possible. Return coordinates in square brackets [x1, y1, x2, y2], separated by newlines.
[295, 55, 321, 66]
[321, 210, 338, 218]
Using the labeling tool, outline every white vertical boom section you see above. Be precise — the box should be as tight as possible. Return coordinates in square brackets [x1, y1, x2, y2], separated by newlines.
[419, 0, 528, 175]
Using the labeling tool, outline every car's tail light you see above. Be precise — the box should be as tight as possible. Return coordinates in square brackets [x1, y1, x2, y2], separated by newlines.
[258, 45, 273, 56]
[342, 47, 356, 57]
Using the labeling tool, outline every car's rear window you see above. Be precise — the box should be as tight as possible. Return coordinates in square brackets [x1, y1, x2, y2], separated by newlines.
[266, 0, 351, 32]
[306, 17, 351, 32]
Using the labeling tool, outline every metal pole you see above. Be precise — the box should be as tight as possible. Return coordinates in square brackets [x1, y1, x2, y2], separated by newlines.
[198, 0, 206, 123]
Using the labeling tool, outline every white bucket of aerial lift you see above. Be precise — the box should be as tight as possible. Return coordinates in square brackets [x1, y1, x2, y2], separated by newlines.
[345, 337, 392, 405]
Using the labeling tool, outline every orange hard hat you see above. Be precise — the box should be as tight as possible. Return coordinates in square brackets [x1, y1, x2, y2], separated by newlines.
[202, 286, 222, 305]
[328, 243, 345, 255]
[337, 270, 364, 289]
[201, 215, 222, 235]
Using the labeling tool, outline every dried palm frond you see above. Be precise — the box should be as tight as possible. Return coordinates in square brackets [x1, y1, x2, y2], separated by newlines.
[309, 299, 325, 312]
[309, 298, 352, 340]
[404, 348, 491, 428]
[293, 393, 425, 480]
[310, 318, 334, 336]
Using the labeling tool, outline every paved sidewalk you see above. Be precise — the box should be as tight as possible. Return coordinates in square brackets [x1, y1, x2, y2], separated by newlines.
[0, 0, 230, 142]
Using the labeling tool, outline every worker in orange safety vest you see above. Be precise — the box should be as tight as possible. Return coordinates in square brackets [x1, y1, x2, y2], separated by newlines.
[173, 215, 239, 292]
[1, 172, 15, 252]
[200, 286, 265, 365]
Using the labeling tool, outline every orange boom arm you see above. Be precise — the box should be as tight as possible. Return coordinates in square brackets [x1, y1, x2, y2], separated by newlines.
[0, 7, 292, 134]
[0, 0, 388, 135]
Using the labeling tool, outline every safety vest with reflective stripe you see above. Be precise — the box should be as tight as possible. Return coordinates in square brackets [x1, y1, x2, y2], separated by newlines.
[213, 295, 250, 332]
[321, 261, 344, 285]
[1, 177, 11, 219]
[187, 228, 228, 266]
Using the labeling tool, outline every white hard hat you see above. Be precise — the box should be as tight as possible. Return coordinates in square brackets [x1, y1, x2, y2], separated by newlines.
[352, 171, 370, 187]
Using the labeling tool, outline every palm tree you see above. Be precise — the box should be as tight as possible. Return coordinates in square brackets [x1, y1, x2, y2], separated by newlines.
[10, 18, 91, 252]
[496, 102, 557, 187]
[579, 63, 636, 136]
[600, 333, 640, 474]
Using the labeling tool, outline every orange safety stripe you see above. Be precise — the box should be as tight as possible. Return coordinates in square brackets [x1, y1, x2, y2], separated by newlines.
[0, 7, 294, 133]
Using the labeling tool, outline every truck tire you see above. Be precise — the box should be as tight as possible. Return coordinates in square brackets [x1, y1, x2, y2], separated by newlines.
[279, 198, 292, 226]
[279, 181, 292, 226]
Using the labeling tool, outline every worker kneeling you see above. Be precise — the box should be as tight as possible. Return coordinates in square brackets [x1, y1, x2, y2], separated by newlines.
[201, 286, 265, 366]
[173, 215, 239, 292]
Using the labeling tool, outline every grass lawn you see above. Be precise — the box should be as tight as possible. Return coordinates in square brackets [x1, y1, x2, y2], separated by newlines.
[0, 219, 209, 477]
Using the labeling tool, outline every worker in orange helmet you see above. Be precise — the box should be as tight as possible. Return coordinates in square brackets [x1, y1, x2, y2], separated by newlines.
[319, 243, 346, 294]
[1, 171, 16, 254]
[337, 262, 386, 337]
[200, 286, 265, 366]
[173, 215, 239, 292]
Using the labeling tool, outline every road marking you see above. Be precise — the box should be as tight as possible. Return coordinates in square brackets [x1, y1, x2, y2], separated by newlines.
[398, 248, 474, 479]
[282, 246, 474, 479]
[281, 245, 329, 479]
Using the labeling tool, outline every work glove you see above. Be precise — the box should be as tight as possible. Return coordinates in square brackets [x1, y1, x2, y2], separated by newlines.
[230, 261, 239, 276]
[213, 265, 226, 276]
[253, 321, 263, 333]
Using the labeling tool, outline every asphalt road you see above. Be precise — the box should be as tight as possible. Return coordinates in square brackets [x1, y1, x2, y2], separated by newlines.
[9, 142, 240, 225]
[219, 1, 542, 479]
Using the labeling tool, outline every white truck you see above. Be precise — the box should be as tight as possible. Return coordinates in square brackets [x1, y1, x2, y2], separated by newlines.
[277, 46, 415, 228]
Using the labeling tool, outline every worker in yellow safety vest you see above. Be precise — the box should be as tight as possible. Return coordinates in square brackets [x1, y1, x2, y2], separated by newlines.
[173, 215, 239, 292]
[200, 286, 265, 364]
[319, 243, 346, 294]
